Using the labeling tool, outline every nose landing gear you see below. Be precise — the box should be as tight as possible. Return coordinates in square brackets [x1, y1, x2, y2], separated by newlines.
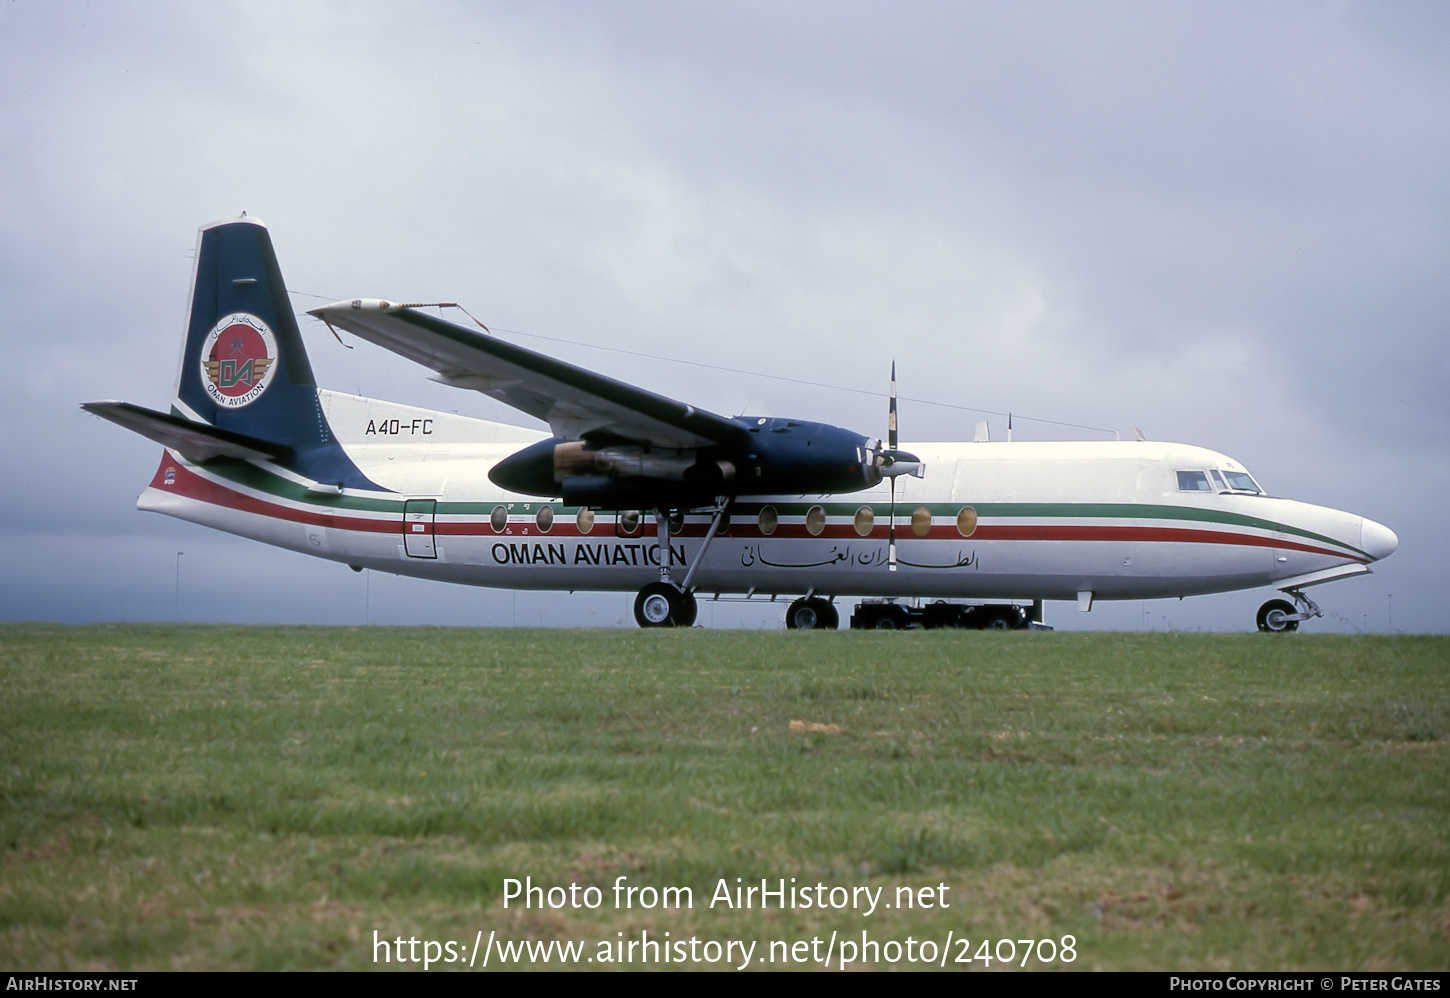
[1256, 589, 1322, 633]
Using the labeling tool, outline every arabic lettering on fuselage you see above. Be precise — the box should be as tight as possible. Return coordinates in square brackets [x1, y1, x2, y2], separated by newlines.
[739, 544, 979, 571]
[897, 550, 979, 570]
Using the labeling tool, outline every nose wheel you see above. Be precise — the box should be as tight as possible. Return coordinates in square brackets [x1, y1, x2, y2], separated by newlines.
[1256, 588, 1323, 633]
[634, 582, 698, 628]
[1256, 598, 1301, 633]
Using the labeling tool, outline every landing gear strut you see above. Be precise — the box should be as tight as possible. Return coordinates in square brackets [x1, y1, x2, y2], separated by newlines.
[632, 502, 727, 628]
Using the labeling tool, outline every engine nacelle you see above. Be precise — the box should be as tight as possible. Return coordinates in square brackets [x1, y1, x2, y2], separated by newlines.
[487, 418, 901, 509]
[553, 440, 697, 481]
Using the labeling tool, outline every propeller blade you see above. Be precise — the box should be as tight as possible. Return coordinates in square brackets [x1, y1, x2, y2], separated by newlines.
[888, 361, 898, 452]
[888, 475, 897, 572]
[871, 359, 924, 480]
[889, 363, 898, 571]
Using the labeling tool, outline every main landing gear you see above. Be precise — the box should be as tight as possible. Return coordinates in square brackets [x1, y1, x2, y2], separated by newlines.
[634, 582, 698, 627]
[632, 502, 728, 628]
[1256, 589, 1322, 633]
[786, 596, 839, 631]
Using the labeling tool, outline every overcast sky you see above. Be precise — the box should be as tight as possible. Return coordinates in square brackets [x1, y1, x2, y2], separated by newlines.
[2, 1, 1445, 632]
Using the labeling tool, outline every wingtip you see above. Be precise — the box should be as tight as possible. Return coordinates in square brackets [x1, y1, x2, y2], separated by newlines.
[307, 298, 407, 318]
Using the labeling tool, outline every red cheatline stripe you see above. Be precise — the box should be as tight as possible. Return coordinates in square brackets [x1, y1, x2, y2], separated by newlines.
[152, 456, 1364, 562]
[153, 457, 397, 534]
[976, 524, 1363, 561]
[746, 523, 1358, 560]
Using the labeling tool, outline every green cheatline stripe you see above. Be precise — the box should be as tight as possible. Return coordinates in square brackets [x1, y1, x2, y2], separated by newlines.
[705, 501, 1363, 558]
[989, 502, 1361, 556]
[195, 458, 1364, 558]
[201, 457, 400, 512]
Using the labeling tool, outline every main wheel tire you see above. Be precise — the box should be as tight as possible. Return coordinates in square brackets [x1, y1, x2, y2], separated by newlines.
[817, 601, 839, 631]
[1256, 599, 1299, 633]
[786, 598, 818, 630]
[635, 582, 688, 628]
[786, 597, 838, 631]
[677, 589, 698, 627]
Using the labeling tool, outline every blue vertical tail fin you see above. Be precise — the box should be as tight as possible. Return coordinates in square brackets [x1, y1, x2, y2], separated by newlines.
[174, 217, 378, 490]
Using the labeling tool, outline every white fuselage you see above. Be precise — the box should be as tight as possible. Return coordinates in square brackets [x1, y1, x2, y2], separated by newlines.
[137, 391, 1385, 604]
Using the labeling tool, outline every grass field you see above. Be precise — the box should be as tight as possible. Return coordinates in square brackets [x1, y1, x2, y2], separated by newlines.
[1, 624, 1447, 971]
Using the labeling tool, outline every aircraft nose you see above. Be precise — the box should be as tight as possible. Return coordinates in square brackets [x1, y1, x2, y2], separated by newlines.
[1360, 517, 1399, 562]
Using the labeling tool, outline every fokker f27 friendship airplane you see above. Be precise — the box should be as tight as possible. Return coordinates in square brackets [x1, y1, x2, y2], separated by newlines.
[85, 218, 1398, 631]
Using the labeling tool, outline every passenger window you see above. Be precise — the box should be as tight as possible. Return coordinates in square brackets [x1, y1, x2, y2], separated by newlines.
[1176, 471, 1211, 492]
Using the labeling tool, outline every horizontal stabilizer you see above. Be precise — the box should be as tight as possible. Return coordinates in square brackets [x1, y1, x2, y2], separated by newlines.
[82, 401, 293, 464]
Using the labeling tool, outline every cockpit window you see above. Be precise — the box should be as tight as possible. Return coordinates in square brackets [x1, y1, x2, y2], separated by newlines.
[1222, 471, 1263, 494]
[1177, 470, 1211, 492]
[1210, 469, 1228, 490]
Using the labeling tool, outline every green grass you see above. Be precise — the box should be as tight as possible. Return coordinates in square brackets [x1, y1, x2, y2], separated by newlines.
[1, 624, 1447, 970]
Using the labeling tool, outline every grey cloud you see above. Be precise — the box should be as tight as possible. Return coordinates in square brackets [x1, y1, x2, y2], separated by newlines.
[0, 0, 1442, 631]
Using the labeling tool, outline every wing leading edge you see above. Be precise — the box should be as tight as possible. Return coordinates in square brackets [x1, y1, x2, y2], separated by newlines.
[309, 300, 746, 449]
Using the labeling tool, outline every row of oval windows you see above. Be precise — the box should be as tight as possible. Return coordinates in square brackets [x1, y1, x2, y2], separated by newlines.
[489, 505, 979, 538]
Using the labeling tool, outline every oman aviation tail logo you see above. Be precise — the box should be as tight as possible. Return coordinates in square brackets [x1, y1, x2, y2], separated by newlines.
[201, 313, 278, 408]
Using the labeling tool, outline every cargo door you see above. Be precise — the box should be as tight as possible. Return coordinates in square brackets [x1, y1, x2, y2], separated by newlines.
[403, 499, 437, 559]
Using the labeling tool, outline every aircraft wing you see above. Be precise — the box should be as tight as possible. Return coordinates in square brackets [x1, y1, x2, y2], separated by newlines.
[81, 401, 293, 463]
[309, 301, 746, 448]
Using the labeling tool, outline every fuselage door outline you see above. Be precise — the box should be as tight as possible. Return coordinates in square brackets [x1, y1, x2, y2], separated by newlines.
[403, 498, 438, 559]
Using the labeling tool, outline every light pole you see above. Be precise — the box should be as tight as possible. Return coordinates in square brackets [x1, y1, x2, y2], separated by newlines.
[174, 551, 184, 620]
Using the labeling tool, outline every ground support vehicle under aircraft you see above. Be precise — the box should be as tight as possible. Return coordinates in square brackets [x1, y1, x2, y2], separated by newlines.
[849, 599, 1045, 631]
[84, 218, 1398, 631]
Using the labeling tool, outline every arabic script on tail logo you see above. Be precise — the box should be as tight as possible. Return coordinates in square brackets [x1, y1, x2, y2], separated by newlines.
[201, 313, 278, 408]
